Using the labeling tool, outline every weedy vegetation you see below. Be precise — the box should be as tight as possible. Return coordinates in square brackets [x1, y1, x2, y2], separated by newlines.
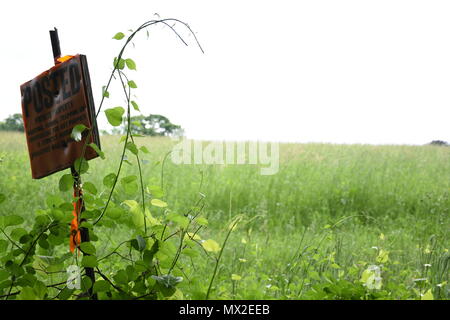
[0, 18, 448, 300]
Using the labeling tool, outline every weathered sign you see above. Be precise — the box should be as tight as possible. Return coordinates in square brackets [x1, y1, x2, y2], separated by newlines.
[20, 54, 100, 179]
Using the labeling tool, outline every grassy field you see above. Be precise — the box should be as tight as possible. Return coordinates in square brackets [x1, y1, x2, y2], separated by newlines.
[0, 131, 449, 300]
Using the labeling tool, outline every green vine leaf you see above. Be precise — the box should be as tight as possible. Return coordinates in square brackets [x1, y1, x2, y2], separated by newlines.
[421, 289, 434, 300]
[376, 249, 389, 264]
[202, 239, 221, 252]
[59, 174, 74, 192]
[166, 212, 189, 229]
[123, 200, 143, 229]
[147, 185, 164, 198]
[88, 143, 105, 160]
[80, 242, 96, 255]
[113, 270, 128, 285]
[136, 235, 147, 251]
[105, 107, 125, 127]
[112, 32, 125, 40]
[58, 288, 74, 300]
[71, 124, 87, 142]
[10, 228, 27, 241]
[131, 101, 140, 111]
[74, 157, 89, 174]
[113, 57, 125, 70]
[196, 217, 209, 226]
[81, 277, 93, 292]
[17, 287, 37, 300]
[106, 207, 123, 219]
[102, 86, 110, 98]
[126, 142, 139, 155]
[121, 175, 138, 185]
[151, 199, 167, 208]
[83, 182, 98, 195]
[182, 248, 199, 258]
[81, 255, 98, 268]
[127, 80, 137, 88]
[140, 146, 149, 154]
[93, 280, 111, 293]
[125, 58, 137, 70]
[0, 215, 24, 228]
[103, 173, 117, 188]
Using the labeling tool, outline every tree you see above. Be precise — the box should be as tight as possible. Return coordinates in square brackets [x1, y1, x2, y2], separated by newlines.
[429, 140, 449, 146]
[124, 114, 184, 137]
[0, 114, 24, 132]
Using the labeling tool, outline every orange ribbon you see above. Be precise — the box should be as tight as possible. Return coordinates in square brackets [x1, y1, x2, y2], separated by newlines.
[56, 55, 75, 64]
[70, 191, 81, 253]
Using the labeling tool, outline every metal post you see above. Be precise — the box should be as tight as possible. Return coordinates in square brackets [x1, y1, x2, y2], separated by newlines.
[49, 28, 97, 299]
[49, 28, 61, 63]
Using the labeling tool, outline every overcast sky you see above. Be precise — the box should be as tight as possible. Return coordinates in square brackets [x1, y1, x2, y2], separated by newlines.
[1, 0, 449, 145]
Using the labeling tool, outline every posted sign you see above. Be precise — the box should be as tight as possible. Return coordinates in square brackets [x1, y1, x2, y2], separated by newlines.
[20, 54, 100, 179]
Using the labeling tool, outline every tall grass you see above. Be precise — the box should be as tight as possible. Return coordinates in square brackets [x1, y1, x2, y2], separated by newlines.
[0, 132, 448, 299]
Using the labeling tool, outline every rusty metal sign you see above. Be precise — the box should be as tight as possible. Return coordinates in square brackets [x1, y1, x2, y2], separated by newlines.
[20, 54, 100, 179]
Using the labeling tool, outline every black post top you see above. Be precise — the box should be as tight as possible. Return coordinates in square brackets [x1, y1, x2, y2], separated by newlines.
[49, 27, 61, 63]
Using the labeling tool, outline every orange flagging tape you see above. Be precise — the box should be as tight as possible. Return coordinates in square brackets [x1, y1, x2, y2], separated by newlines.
[70, 191, 81, 253]
[57, 55, 75, 64]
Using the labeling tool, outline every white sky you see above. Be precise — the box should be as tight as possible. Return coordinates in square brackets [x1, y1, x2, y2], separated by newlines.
[1, 0, 449, 145]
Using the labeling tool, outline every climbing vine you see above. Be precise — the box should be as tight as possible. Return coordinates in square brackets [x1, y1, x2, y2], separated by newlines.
[0, 17, 230, 300]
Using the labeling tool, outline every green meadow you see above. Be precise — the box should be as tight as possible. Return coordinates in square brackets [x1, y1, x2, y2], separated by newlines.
[0, 131, 448, 300]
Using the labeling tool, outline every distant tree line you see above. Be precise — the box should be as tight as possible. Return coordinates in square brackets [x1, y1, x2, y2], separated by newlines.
[104, 114, 183, 137]
[0, 114, 24, 132]
[1, 113, 183, 137]
[429, 140, 449, 146]
[125, 114, 183, 136]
